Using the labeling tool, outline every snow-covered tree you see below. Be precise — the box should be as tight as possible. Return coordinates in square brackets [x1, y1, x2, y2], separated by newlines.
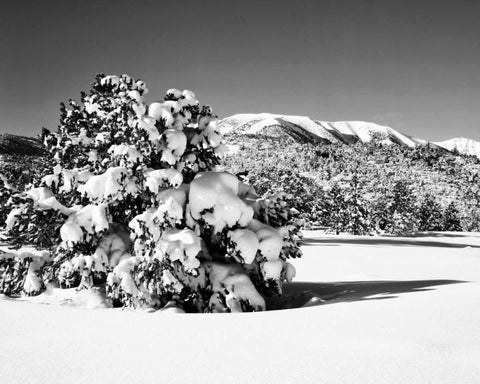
[418, 194, 443, 231]
[380, 180, 419, 234]
[443, 202, 463, 231]
[0, 74, 301, 312]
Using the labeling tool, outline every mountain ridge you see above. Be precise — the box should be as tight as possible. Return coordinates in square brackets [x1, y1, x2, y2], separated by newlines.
[1, 114, 480, 159]
[219, 113, 480, 158]
[0, 133, 47, 157]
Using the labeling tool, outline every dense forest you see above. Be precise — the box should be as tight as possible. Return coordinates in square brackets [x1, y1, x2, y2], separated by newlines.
[222, 131, 480, 234]
[2, 128, 480, 235]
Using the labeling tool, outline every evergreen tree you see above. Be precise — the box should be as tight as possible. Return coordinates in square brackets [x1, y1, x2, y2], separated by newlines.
[383, 180, 419, 234]
[418, 194, 444, 231]
[443, 202, 463, 231]
[333, 175, 371, 235]
[0, 74, 301, 312]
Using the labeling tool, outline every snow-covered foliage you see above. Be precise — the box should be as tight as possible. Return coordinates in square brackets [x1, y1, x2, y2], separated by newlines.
[223, 131, 480, 234]
[0, 74, 301, 312]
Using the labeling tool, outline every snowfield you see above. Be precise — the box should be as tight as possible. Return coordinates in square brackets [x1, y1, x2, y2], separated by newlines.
[1, 231, 480, 384]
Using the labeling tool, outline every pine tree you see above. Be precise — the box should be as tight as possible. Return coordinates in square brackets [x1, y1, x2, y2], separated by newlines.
[0, 74, 301, 312]
[418, 194, 444, 231]
[383, 180, 419, 234]
[443, 202, 463, 231]
[344, 174, 371, 235]
[328, 174, 371, 235]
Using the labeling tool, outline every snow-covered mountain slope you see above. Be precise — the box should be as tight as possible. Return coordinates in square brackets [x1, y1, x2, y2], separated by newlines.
[219, 113, 426, 148]
[435, 137, 480, 159]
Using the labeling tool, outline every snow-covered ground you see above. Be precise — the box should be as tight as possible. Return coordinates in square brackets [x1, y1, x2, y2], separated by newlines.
[1, 231, 480, 384]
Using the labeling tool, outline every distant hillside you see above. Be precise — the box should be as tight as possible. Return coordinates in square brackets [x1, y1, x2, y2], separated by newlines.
[0, 133, 46, 157]
[219, 113, 478, 158]
[0, 134, 51, 197]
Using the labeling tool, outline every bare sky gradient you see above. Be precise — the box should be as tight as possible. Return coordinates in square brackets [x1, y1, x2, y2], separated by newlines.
[1, 0, 479, 141]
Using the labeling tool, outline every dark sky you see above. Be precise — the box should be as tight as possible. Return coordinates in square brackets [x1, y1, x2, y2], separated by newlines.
[1, 0, 479, 141]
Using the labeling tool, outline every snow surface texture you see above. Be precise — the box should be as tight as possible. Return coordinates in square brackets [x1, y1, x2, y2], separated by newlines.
[1, 231, 479, 384]
[220, 113, 480, 158]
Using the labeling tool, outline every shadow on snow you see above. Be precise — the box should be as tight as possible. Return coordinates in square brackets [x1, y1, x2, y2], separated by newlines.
[266, 279, 466, 311]
[300, 237, 480, 248]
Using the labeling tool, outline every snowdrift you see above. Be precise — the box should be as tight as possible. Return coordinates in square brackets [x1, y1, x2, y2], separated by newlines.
[1, 231, 479, 384]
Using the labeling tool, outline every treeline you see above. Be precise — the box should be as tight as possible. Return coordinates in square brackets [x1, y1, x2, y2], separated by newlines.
[223, 132, 480, 234]
[2, 132, 480, 235]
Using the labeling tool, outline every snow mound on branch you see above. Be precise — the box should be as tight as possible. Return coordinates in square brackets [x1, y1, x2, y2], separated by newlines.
[78, 167, 138, 202]
[205, 262, 266, 312]
[60, 204, 109, 244]
[248, 219, 283, 261]
[41, 167, 94, 193]
[160, 229, 202, 272]
[282, 261, 296, 282]
[228, 229, 259, 264]
[26, 187, 53, 202]
[109, 257, 140, 297]
[1, 247, 50, 261]
[108, 144, 144, 166]
[145, 169, 183, 193]
[187, 172, 254, 233]
[22, 187, 73, 215]
[129, 189, 187, 256]
[164, 129, 187, 156]
[96, 233, 130, 268]
[137, 116, 159, 141]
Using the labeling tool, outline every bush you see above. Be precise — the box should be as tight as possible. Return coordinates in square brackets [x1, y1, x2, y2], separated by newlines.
[0, 74, 301, 312]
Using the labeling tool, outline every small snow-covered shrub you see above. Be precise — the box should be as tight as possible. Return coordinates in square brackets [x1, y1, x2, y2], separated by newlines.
[0, 74, 301, 312]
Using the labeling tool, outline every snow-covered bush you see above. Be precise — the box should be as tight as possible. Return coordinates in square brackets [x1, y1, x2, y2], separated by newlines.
[0, 74, 301, 312]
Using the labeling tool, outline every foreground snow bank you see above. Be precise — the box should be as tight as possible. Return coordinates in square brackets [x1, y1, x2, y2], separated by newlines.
[1, 232, 479, 384]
